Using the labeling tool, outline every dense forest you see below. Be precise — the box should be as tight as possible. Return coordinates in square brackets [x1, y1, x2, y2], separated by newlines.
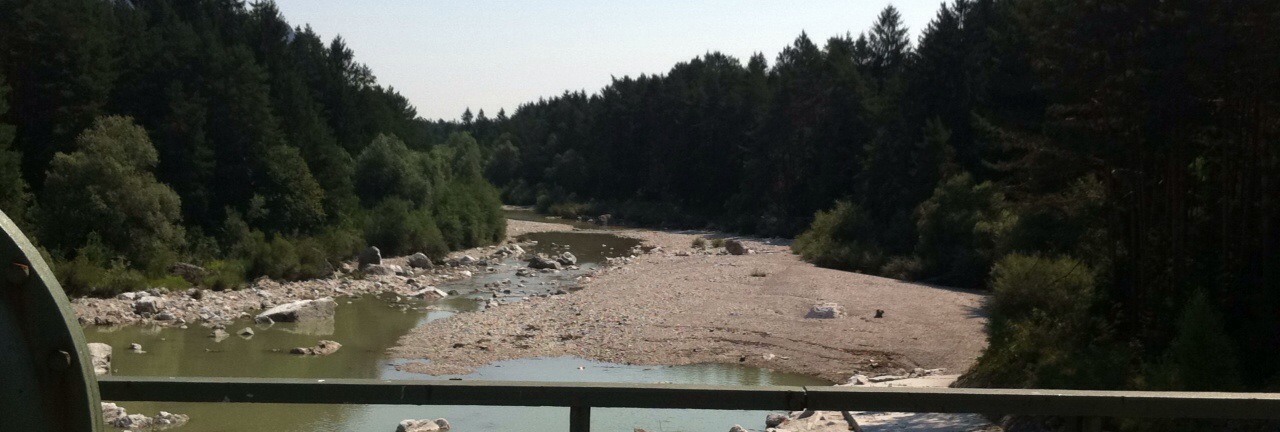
[0, 0, 504, 295]
[462, 0, 1280, 402]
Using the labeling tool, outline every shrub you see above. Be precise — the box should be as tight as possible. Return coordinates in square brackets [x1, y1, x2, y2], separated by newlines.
[914, 173, 1014, 288]
[202, 259, 247, 291]
[52, 233, 148, 297]
[354, 134, 430, 206]
[432, 181, 504, 250]
[793, 201, 885, 272]
[54, 256, 148, 298]
[879, 255, 923, 280]
[710, 238, 726, 248]
[960, 254, 1129, 389]
[38, 116, 185, 271]
[364, 198, 448, 258]
[1144, 292, 1242, 391]
[691, 237, 708, 249]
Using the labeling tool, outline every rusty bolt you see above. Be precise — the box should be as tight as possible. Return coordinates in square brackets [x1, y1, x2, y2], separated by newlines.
[48, 350, 72, 372]
[6, 261, 29, 287]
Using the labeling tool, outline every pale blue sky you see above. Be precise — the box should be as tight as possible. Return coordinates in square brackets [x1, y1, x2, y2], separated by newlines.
[273, 1, 943, 121]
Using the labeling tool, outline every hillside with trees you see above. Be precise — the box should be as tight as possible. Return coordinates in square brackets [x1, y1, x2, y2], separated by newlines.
[0, 0, 503, 296]
[466, 0, 1280, 402]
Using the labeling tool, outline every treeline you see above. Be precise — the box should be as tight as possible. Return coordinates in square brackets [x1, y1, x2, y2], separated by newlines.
[0, 0, 503, 296]
[468, 0, 1280, 401]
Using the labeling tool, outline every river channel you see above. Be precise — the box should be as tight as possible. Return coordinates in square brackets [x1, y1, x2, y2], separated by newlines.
[85, 215, 830, 431]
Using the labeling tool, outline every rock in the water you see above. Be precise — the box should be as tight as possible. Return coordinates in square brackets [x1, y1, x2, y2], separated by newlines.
[104, 405, 189, 430]
[805, 302, 845, 319]
[153, 411, 190, 427]
[256, 298, 337, 323]
[238, 327, 255, 336]
[433, 418, 451, 430]
[556, 252, 577, 266]
[128, 343, 143, 352]
[766, 413, 788, 428]
[101, 402, 127, 424]
[408, 253, 434, 269]
[725, 239, 748, 255]
[255, 315, 275, 325]
[209, 329, 230, 341]
[528, 255, 562, 270]
[168, 262, 207, 284]
[133, 296, 165, 314]
[87, 343, 112, 376]
[112, 413, 153, 429]
[410, 288, 448, 300]
[291, 340, 342, 356]
[358, 246, 383, 267]
[729, 425, 747, 432]
[396, 419, 441, 432]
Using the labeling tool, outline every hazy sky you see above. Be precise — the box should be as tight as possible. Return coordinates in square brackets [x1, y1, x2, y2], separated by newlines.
[272, 1, 943, 121]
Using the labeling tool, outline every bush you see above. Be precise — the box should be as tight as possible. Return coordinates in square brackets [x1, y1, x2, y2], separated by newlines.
[364, 198, 448, 258]
[202, 259, 247, 291]
[54, 255, 148, 298]
[691, 237, 707, 249]
[960, 254, 1129, 389]
[432, 181, 504, 250]
[38, 116, 185, 272]
[793, 201, 885, 272]
[354, 134, 430, 206]
[1144, 292, 1242, 391]
[710, 238, 726, 248]
[879, 255, 923, 280]
[914, 173, 1014, 288]
[52, 233, 148, 297]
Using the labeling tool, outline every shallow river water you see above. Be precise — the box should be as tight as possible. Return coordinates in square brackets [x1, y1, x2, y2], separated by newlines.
[85, 219, 829, 431]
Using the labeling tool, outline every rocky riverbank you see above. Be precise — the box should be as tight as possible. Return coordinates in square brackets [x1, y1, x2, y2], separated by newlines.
[70, 239, 549, 329]
[393, 219, 989, 383]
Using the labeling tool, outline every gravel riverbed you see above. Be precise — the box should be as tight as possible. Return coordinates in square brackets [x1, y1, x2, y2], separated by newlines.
[393, 219, 989, 383]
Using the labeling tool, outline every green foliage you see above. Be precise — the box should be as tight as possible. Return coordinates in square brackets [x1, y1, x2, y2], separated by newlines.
[363, 198, 448, 258]
[710, 238, 726, 248]
[793, 201, 885, 272]
[0, 74, 29, 221]
[53, 234, 148, 298]
[0, 1, 507, 298]
[255, 145, 327, 233]
[1144, 292, 1243, 392]
[201, 260, 247, 292]
[691, 237, 707, 249]
[38, 116, 185, 271]
[961, 254, 1130, 390]
[432, 180, 505, 250]
[914, 173, 1014, 288]
[354, 134, 430, 206]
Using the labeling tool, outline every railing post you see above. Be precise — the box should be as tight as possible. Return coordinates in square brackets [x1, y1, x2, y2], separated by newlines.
[570, 406, 590, 432]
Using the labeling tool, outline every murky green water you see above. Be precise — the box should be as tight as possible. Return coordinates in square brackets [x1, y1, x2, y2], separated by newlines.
[505, 209, 624, 231]
[86, 230, 828, 431]
[517, 231, 641, 265]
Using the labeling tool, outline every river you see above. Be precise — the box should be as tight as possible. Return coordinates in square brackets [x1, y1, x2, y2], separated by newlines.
[85, 215, 830, 431]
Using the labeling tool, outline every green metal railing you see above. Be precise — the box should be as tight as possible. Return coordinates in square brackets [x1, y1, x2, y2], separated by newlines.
[97, 376, 1280, 432]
